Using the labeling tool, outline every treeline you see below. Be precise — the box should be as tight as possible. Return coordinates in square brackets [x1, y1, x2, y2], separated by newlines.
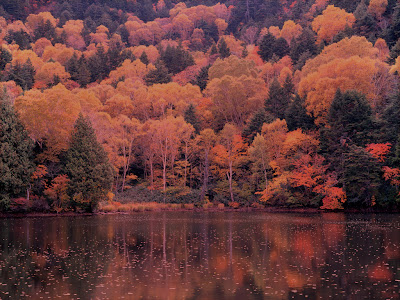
[1, 0, 400, 212]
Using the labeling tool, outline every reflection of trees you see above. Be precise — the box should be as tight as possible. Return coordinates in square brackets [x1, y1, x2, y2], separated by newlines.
[0, 213, 399, 299]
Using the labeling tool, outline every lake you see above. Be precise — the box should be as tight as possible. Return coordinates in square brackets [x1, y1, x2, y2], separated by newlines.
[0, 212, 399, 299]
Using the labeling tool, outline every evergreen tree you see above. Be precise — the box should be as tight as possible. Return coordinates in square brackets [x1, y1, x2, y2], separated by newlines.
[88, 45, 108, 82]
[184, 104, 201, 134]
[210, 43, 218, 56]
[265, 78, 291, 119]
[65, 114, 113, 212]
[387, 3, 400, 46]
[353, 0, 376, 41]
[193, 65, 210, 91]
[0, 47, 12, 71]
[289, 28, 317, 63]
[258, 33, 276, 62]
[5, 30, 31, 50]
[144, 60, 171, 86]
[8, 59, 35, 90]
[388, 39, 400, 64]
[33, 19, 56, 41]
[66, 53, 80, 81]
[383, 91, 400, 143]
[273, 37, 289, 59]
[242, 108, 274, 143]
[327, 89, 375, 146]
[285, 94, 315, 131]
[343, 145, 381, 206]
[218, 38, 231, 58]
[139, 51, 149, 65]
[160, 45, 195, 74]
[320, 90, 380, 203]
[0, 94, 34, 210]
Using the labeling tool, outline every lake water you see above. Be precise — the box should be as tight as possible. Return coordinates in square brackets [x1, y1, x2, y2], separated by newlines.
[0, 212, 399, 299]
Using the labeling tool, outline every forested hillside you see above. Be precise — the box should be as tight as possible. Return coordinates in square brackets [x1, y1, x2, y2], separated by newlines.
[1, 0, 400, 212]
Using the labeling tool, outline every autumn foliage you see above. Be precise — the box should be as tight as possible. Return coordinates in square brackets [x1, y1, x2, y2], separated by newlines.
[1, 0, 400, 211]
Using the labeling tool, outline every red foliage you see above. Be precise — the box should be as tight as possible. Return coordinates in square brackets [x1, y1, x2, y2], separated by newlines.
[366, 143, 391, 162]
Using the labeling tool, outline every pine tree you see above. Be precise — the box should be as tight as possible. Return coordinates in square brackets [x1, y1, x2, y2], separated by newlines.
[33, 19, 56, 41]
[8, 59, 35, 90]
[285, 94, 315, 131]
[145, 60, 171, 85]
[0, 47, 12, 71]
[139, 51, 149, 65]
[210, 43, 218, 55]
[242, 109, 274, 143]
[258, 33, 276, 62]
[218, 38, 231, 58]
[265, 78, 291, 119]
[0, 94, 34, 210]
[343, 145, 381, 206]
[193, 65, 210, 91]
[184, 104, 201, 134]
[65, 114, 113, 212]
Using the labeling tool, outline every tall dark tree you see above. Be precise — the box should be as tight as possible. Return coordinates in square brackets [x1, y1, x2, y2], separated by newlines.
[160, 45, 194, 74]
[343, 145, 381, 206]
[184, 104, 201, 134]
[218, 38, 231, 58]
[65, 114, 113, 212]
[258, 33, 276, 62]
[242, 108, 274, 143]
[290, 28, 318, 64]
[193, 65, 210, 91]
[320, 90, 380, 206]
[0, 94, 34, 210]
[285, 94, 315, 131]
[327, 89, 376, 146]
[5, 30, 32, 50]
[33, 20, 56, 41]
[139, 51, 149, 65]
[265, 78, 291, 119]
[273, 37, 289, 58]
[145, 60, 171, 86]
[0, 47, 12, 72]
[387, 3, 400, 46]
[8, 59, 35, 90]
[383, 92, 400, 143]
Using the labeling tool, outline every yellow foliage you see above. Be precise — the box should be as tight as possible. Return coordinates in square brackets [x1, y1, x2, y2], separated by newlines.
[312, 5, 355, 43]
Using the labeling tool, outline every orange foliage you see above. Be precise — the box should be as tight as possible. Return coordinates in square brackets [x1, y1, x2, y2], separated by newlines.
[42, 43, 79, 66]
[32, 38, 52, 56]
[26, 12, 57, 33]
[366, 143, 391, 162]
[312, 5, 355, 43]
[382, 166, 400, 190]
[34, 61, 70, 88]
[280, 20, 303, 45]
[368, 261, 393, 282]
[298, 36, 390, 124]
[57, 20, 85, 50]
[44, 175, 70, 212]
[368, 0, 388, 20]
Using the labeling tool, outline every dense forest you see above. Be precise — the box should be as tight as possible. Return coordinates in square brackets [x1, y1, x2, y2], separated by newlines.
[1, 0, 400, 212]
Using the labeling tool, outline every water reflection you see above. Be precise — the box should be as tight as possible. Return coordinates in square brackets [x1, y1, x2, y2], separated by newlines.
[0, 212, 399, 299]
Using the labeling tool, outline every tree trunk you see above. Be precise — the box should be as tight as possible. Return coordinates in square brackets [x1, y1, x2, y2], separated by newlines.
[201, 151, 209, 200]
[228, 160, 234, 202]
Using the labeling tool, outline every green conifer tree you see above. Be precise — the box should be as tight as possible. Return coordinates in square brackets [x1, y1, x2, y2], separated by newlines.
[0, 94, 34, 210]
[139, 51, 149, 65]
[65, 114, 113, 212]
[218, 38, 231, 58]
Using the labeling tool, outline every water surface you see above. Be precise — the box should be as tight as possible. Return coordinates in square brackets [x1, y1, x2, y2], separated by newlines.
[0, 212, 399, 299]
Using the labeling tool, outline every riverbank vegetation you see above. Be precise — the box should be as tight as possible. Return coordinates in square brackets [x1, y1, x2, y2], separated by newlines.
[1, 0, 400, 212]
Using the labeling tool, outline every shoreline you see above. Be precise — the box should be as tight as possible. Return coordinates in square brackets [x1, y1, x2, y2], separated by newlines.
[1, 206, 399, 218]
